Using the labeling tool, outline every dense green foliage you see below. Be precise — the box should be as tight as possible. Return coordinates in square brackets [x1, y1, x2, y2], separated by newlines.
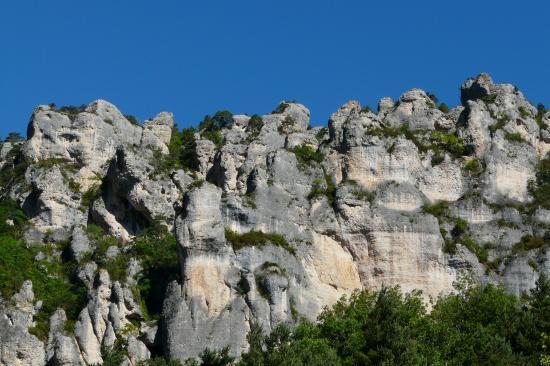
[198, 111, 233, 148]
[315, 128, 328, 141]
[505, 132, 525, 143]
[0, 143, 29, 192]
[246, 114, 264, 135]
[464, 158, 484, 175]
[85, 219, 180, 319]
[96, 338, 129, 366]
[224, 228, 295, 255]
[0, 200, 87, 340]
[124, 114, 140, 126]
[421, 201, 450, 219]
[51, 104, 86, 121]
[307, 173, 336, 206]
[133, 219, 180, 318]
[151, 125, 199, 176]
[290, 144, 325, 168]
[231, 279, 550, 366]
[529, 156, 550, 209]
[4, 131, 24, 142]
[512, 235, 548, 254]
[536, 103, 547, 126]
[272, 101, 292, 114]
[438, 103, 450, 113]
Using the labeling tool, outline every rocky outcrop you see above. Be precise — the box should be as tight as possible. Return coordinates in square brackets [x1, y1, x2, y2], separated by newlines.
[1, 74, 549, 364]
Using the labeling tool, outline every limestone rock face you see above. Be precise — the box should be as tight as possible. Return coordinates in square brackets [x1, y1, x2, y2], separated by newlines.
[1, 74, 550, 363]
[0, 282, 45, 366]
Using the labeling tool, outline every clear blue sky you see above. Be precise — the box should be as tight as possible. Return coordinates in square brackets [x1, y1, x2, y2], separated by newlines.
[1, 0, 549, 139]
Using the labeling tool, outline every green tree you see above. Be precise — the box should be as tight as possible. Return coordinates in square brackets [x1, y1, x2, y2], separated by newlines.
[4, 132, 24, 142]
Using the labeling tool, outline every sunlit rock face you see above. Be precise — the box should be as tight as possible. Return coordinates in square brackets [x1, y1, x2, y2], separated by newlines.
[1, 74, 549, 363]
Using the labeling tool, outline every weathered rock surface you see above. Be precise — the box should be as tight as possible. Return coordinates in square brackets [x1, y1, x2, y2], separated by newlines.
[1, 74, 550, 363]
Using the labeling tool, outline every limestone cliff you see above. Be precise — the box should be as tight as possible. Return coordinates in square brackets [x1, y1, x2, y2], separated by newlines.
[1, 74, 549, 365]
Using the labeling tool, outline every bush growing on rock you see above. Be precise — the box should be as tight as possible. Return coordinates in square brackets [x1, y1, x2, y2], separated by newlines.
[246, 114, 264, 134]
[529, 156, 550, 209]
[290, 144, 324, 168]
[4, 131, 24, 142]
[505, 132, 525, 143]
[200, 111, 234, 132]
[151, 125, 199, 176]
[124, 114, 140, 126]
[224, 228, 295, 255]
[535, 103, 547, 126]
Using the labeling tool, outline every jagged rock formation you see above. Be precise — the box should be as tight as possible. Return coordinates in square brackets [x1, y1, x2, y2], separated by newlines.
[1, 73, 550, 364]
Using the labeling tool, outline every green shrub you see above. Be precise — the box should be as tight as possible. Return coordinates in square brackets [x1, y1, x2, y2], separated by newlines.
[368, 123, 430, 153]
[443, 239, 457, 254]
[488, 114, 509, 135]
[197, 111, 233, 148]
[272, 101, 293, 114]
[137, 357, 185, 366]
[529, 157, 550, 209]
[497, 218, 517, 228]
[0, 200, 87, 341]
[55, 105, 85, 121]
[422, 201, 450, 220]
[124, 114, 140, 125]
[278, 116, 297, 134]
[85, 225, 128, 283]
[290, 144, 324, 168]
[464, 158, 484, 174]
[100, 338, 129, 366]
[180, 127, 199, 171]
[535, 103, 547, 126]
[505, 132, 524, 143]
[201, 130, 224, 148]
[429, 131, 466, 158]
[67, 178, 81, 193]
[431, 153, 444, 166]
[307, 174, 336, 206]
[80, 184, 103, 211]
[243, 193, 257, 209]
[482, 94, 497, 104]
[199, 111, 234, 131]
[438, 103, 450, 113]
[518, 106, 531, 119]
[0, 143, 29, 190]
[361, 105, 372, 113]
[198, 347, 234, 366]
[461, 236, 488, 263]
[247, 114, 264, 134]
[4, 132, 24, 142]
[352, 189, 374, 203]
[512, 235, 547, 254]
[189, 178, 205, 190]
[308, 178, 326, 201]
[151, 126, 199, 176]
[315, 128, 328, 141]
[452, 218, 469, 237]
[132, 220, 180, 318]
[224, 228, 295, 255]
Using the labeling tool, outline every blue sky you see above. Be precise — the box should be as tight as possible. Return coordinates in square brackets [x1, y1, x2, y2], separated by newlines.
[1, 0, 549, 139]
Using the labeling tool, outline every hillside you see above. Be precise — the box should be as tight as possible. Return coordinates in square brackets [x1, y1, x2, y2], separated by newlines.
[1, 73, 550, 365]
